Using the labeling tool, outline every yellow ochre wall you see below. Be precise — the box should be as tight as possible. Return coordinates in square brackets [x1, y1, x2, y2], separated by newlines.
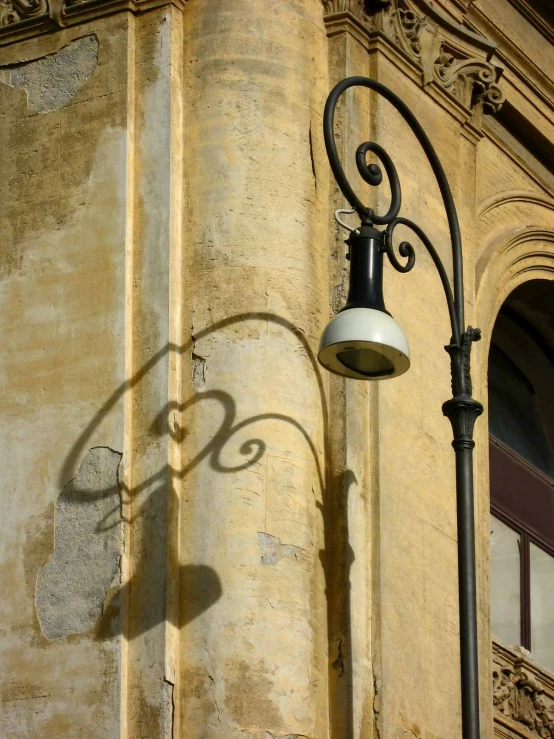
[1, 1, 553, 738]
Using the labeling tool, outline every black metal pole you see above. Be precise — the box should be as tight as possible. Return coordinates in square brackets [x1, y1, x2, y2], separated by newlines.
[323, 77, 484, 739]
[443, 337, 483, 739]
[455, 442, 480, 738]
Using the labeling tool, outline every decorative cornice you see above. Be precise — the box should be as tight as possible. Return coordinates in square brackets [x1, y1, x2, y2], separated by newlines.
[323, 0, 505, 118]
[482, 118, 554, 199]
[493, 641, 554, 739]
[322, 0, 364, 20]
[0, 0, 185, 45]
[505, 0, 554, 47]
[465, 4, 554, 118]
[412, 0, 495, 53]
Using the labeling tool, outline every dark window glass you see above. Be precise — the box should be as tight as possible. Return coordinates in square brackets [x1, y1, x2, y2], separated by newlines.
[489, 343, 554, 478]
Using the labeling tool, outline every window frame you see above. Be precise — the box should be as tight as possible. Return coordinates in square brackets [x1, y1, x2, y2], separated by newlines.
[490, 435, 554, 651]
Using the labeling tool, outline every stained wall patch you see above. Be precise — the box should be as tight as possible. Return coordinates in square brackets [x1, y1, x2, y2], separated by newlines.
[0, 35, 98, 113]
[36, 446, 123, 640]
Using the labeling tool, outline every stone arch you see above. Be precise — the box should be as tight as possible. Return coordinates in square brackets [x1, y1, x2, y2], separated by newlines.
[472, 230, 554, 712]
[477, 190, 554, 220]
[476, 229, 554, 357]
[473, 230, 554, 476]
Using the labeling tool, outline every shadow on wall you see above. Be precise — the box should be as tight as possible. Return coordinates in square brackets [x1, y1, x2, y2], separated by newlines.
[35, 312, 356, 733]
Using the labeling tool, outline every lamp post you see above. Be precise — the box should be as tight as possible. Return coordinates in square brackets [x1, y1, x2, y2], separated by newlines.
[319, 77, 484, 739]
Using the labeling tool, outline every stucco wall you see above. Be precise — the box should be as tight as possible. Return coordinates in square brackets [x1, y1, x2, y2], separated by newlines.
[1, 0, 554, 738]
[0, 19, 129, 738]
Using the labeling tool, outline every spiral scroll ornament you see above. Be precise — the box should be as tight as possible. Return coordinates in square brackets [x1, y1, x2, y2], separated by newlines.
[323, 76, 470, 345]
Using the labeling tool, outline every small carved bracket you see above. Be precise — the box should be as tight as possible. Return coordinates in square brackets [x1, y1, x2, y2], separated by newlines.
[323, 0, 505, 117]
[433, 41, 503, 113]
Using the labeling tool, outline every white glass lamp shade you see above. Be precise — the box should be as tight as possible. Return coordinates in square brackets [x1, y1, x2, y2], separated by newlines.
[318, 307, 410, 380]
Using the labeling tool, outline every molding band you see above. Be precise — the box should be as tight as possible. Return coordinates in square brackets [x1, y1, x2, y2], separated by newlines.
[0, 0, 186, 45]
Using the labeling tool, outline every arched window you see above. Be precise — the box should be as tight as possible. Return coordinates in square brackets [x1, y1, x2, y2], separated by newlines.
[489, 279, 554, 672]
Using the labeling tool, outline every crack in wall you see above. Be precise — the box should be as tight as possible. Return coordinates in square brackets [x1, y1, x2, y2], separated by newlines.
[309, 123, 317, 188]
[373, 671, 381, 739]
[208, 675, 222, 724]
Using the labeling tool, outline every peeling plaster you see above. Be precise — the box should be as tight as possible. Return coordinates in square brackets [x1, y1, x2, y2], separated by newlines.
[0, 36, 98, 114]
[257, 532, 304, 566]
[163, 677, 175, 739]
[36, 446, 123, 640]
[191, 352, 206, 391]
[373, 671, 381, 739]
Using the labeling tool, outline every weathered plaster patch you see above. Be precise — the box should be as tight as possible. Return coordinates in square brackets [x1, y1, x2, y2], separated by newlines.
[36, 446, 123, 640]
[331, 271, 348, 314]
[162, 677, 175, 739]
[191, 352, 206, 391]
[257, 532, 303, 566]
[226, 659, 283, 728]
[0, 36, 98, 114]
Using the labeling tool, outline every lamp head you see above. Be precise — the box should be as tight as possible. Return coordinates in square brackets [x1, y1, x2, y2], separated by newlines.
[318, 225, 410, 381]
[318, 306, 410, 380]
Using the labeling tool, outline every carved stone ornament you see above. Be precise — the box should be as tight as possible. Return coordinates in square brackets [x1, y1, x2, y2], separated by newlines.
[383, 0, 430, 60]
[493, 642, 554, 739]
[322, 0, 505, 116]
[434, 41, 504, 113]
[0, 0, 48, 27]
[322, 0, 366, 20]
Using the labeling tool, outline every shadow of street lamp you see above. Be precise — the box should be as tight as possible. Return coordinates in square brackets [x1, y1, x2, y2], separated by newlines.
[318, 76, 484, 739]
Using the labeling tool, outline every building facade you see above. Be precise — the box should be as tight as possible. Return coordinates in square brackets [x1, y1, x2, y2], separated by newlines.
[1, 0, 553, 737]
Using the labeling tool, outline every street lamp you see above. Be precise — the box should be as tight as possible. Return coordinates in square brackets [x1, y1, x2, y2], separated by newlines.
[319, 77, 484, 739]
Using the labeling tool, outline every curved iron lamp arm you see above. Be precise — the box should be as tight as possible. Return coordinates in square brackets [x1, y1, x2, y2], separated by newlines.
[324, 77, 484, 739]
[324, 76, 466, 342]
